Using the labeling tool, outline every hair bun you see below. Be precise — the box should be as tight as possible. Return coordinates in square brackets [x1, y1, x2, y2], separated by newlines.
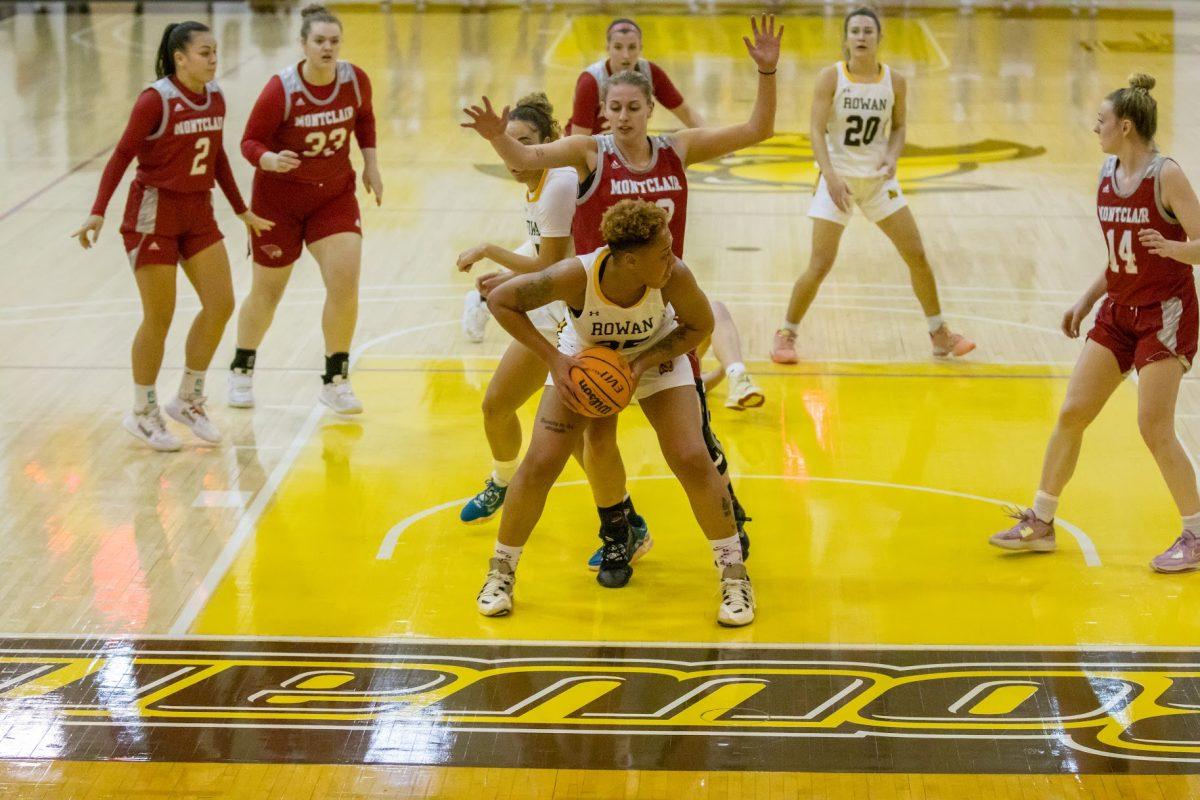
[1128, 72, 1156, 92]
[300, 3, 329, 18]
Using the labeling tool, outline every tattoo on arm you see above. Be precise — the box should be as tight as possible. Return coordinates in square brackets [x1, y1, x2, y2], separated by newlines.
[638, 327, 691, 365]
[514, 274, 554, 311]
[721, 496, 733, 520]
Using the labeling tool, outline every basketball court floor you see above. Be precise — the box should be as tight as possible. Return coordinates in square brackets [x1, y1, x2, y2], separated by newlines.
[3, 1, 1200, 796]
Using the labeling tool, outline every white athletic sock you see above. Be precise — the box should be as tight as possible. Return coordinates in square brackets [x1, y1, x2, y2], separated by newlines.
[1183, 512, 1200, 534]
[1032, 491, 1058, 524]
[134, 384, 157, 413]
[725, 361, 746, 380]
[710, 533, 744, 570]
[781, 321, 800, 335]
[179, 368, 206, 401]
[927, 314, 945, 334]
[492, 458, 519, 488]
[493, 541, 523, 570]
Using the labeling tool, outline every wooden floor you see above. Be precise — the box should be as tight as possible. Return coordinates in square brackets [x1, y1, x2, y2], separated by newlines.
[4, 0, 1200, 796]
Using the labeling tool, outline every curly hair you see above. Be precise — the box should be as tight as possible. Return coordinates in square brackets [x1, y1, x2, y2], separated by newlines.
[601, 200, 668, 251]
[603, 69, 652, 102]
[510, 92, 561, 142]
[1107, 72, 1157, 141]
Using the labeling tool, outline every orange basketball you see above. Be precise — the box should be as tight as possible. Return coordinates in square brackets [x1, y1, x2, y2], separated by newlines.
[561, 347, 635, 418]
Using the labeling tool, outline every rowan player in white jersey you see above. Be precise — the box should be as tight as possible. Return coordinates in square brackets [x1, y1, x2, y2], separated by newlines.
[475, 200, 756, 627]
[454, 94, 651, 553]
[771, 7, 974, 364]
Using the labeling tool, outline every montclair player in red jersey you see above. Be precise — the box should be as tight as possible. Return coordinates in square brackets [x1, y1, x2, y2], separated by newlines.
[72, 21, 271, 452]
[990, 74, 1200, 573]
[463, 14, 781, 579]
[228, 3, 382, 415]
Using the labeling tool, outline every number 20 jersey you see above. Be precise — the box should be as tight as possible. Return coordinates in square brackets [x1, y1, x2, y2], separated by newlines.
[825, 61, 893, 178]
[269, 61, 364, 184]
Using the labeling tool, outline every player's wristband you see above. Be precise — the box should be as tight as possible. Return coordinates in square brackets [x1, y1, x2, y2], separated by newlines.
[758, 69, 777, 75]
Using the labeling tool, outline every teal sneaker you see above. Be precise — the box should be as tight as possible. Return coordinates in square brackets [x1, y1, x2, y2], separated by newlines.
[460, 478, 507, 524]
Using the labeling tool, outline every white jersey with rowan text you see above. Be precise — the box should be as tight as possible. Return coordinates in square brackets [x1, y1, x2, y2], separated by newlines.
[559, 247, 676, 357]
[825, 61, 893, 178]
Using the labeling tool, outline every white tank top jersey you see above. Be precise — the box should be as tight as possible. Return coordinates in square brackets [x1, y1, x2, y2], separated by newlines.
[525, 167, 576, 251]
[825, 61, 894, 178]
[560, 247, 677, 357]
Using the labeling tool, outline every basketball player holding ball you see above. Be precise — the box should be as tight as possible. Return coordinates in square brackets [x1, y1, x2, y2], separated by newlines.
[74, 21, 271, 451]
[475, 200, 756, 627]
[228, 3, 382, 414]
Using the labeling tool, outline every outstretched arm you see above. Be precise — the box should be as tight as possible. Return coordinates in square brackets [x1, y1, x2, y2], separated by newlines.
[672, 15, 782, 166]
[629, 261, 714, 379]
[462, 96, 594, 174]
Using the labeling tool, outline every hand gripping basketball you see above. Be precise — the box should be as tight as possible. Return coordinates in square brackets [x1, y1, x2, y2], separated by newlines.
[559, 347, 635, 419]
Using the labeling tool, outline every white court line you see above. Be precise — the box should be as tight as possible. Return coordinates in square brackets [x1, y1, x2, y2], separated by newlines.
[167, 319, 458, 636]
[916, 19, 951, 72]
[375, 474, 1100, 566]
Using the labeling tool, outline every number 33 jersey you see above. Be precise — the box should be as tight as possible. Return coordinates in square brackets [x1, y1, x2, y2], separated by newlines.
[1097, 155, 1190, 307]
[825, 61, 893, 178]
[244, 61, 374, 185]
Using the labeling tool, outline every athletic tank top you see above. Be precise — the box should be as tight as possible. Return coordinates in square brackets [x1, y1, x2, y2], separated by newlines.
[526, 167, 577, 250]
[560, 246, 677, 356]
[1097, 155, 1191, 307]
[826, 61, 893, 178]
[574, 135, 688, 258]
[271, 61, 363, 184]
[136, 77, 226, 193]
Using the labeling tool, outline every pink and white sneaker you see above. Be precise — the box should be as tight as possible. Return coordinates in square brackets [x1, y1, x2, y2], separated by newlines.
[771, 329, 799, 364]
[1151, 530, 1200, 573]
[989, 507, 1056, 553]
[931, 325, 976, 358]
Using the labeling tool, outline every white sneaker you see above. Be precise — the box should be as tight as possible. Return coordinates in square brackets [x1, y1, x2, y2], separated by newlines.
[476, 558, 515, 616]
[462, 289, 490, 343]
[228, 370, 254, 408]
[725, 371, 765, 411]
[164, 396, 222, 443]
[717, 563, 756, 627]
[122, 407, 182, 452]
[319, 376, 364, 415]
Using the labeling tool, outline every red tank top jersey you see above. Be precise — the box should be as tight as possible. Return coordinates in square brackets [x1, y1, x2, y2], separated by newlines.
[1097, 155, 1190, 307]
[134, 77, 228, 193]
[250, 61, 366, 185]
[573, 134, 688, 258]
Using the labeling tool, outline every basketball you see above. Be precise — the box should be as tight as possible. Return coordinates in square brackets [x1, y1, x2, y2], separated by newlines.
[561, 347, 635, 418]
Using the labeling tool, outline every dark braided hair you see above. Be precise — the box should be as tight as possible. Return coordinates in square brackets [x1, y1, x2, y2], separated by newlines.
[155, 21, 210, 79]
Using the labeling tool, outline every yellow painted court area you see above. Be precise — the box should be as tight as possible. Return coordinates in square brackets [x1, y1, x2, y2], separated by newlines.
[194, 359, 1191, 646]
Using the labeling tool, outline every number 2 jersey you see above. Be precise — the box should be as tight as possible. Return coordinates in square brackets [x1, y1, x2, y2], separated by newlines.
[241, 61, 376, 185]
[825, 61, 893, 178]
[1097, 155, 1190, 307]
[90, 76, 246, 216]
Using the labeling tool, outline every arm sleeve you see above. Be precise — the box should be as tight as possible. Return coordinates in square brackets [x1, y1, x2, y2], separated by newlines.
[213, 147, 248, 215]
[241, 76, 285, 168]
[89, 90, 162, 216]
[537, 171, 576, 238]
[649, 62, 685, 111]
[352, 65, 377, 149]
[569, 72, 600, 132]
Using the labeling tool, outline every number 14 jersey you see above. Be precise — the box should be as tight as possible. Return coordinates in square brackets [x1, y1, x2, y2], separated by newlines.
[826, 61, 893, 178]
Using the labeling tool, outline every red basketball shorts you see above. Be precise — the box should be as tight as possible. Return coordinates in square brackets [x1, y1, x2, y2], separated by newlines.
[120, 180, 223, 269]
[249, 172, 361, 267]
[1087, 291, 1199, 373]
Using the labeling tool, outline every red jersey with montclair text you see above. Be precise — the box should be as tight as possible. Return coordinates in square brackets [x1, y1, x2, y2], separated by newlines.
[573, 134, 688, 258]
[1097, 155, 1191, 307]
[134, 77, 227, 193]
[242, 61, 375, 185]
